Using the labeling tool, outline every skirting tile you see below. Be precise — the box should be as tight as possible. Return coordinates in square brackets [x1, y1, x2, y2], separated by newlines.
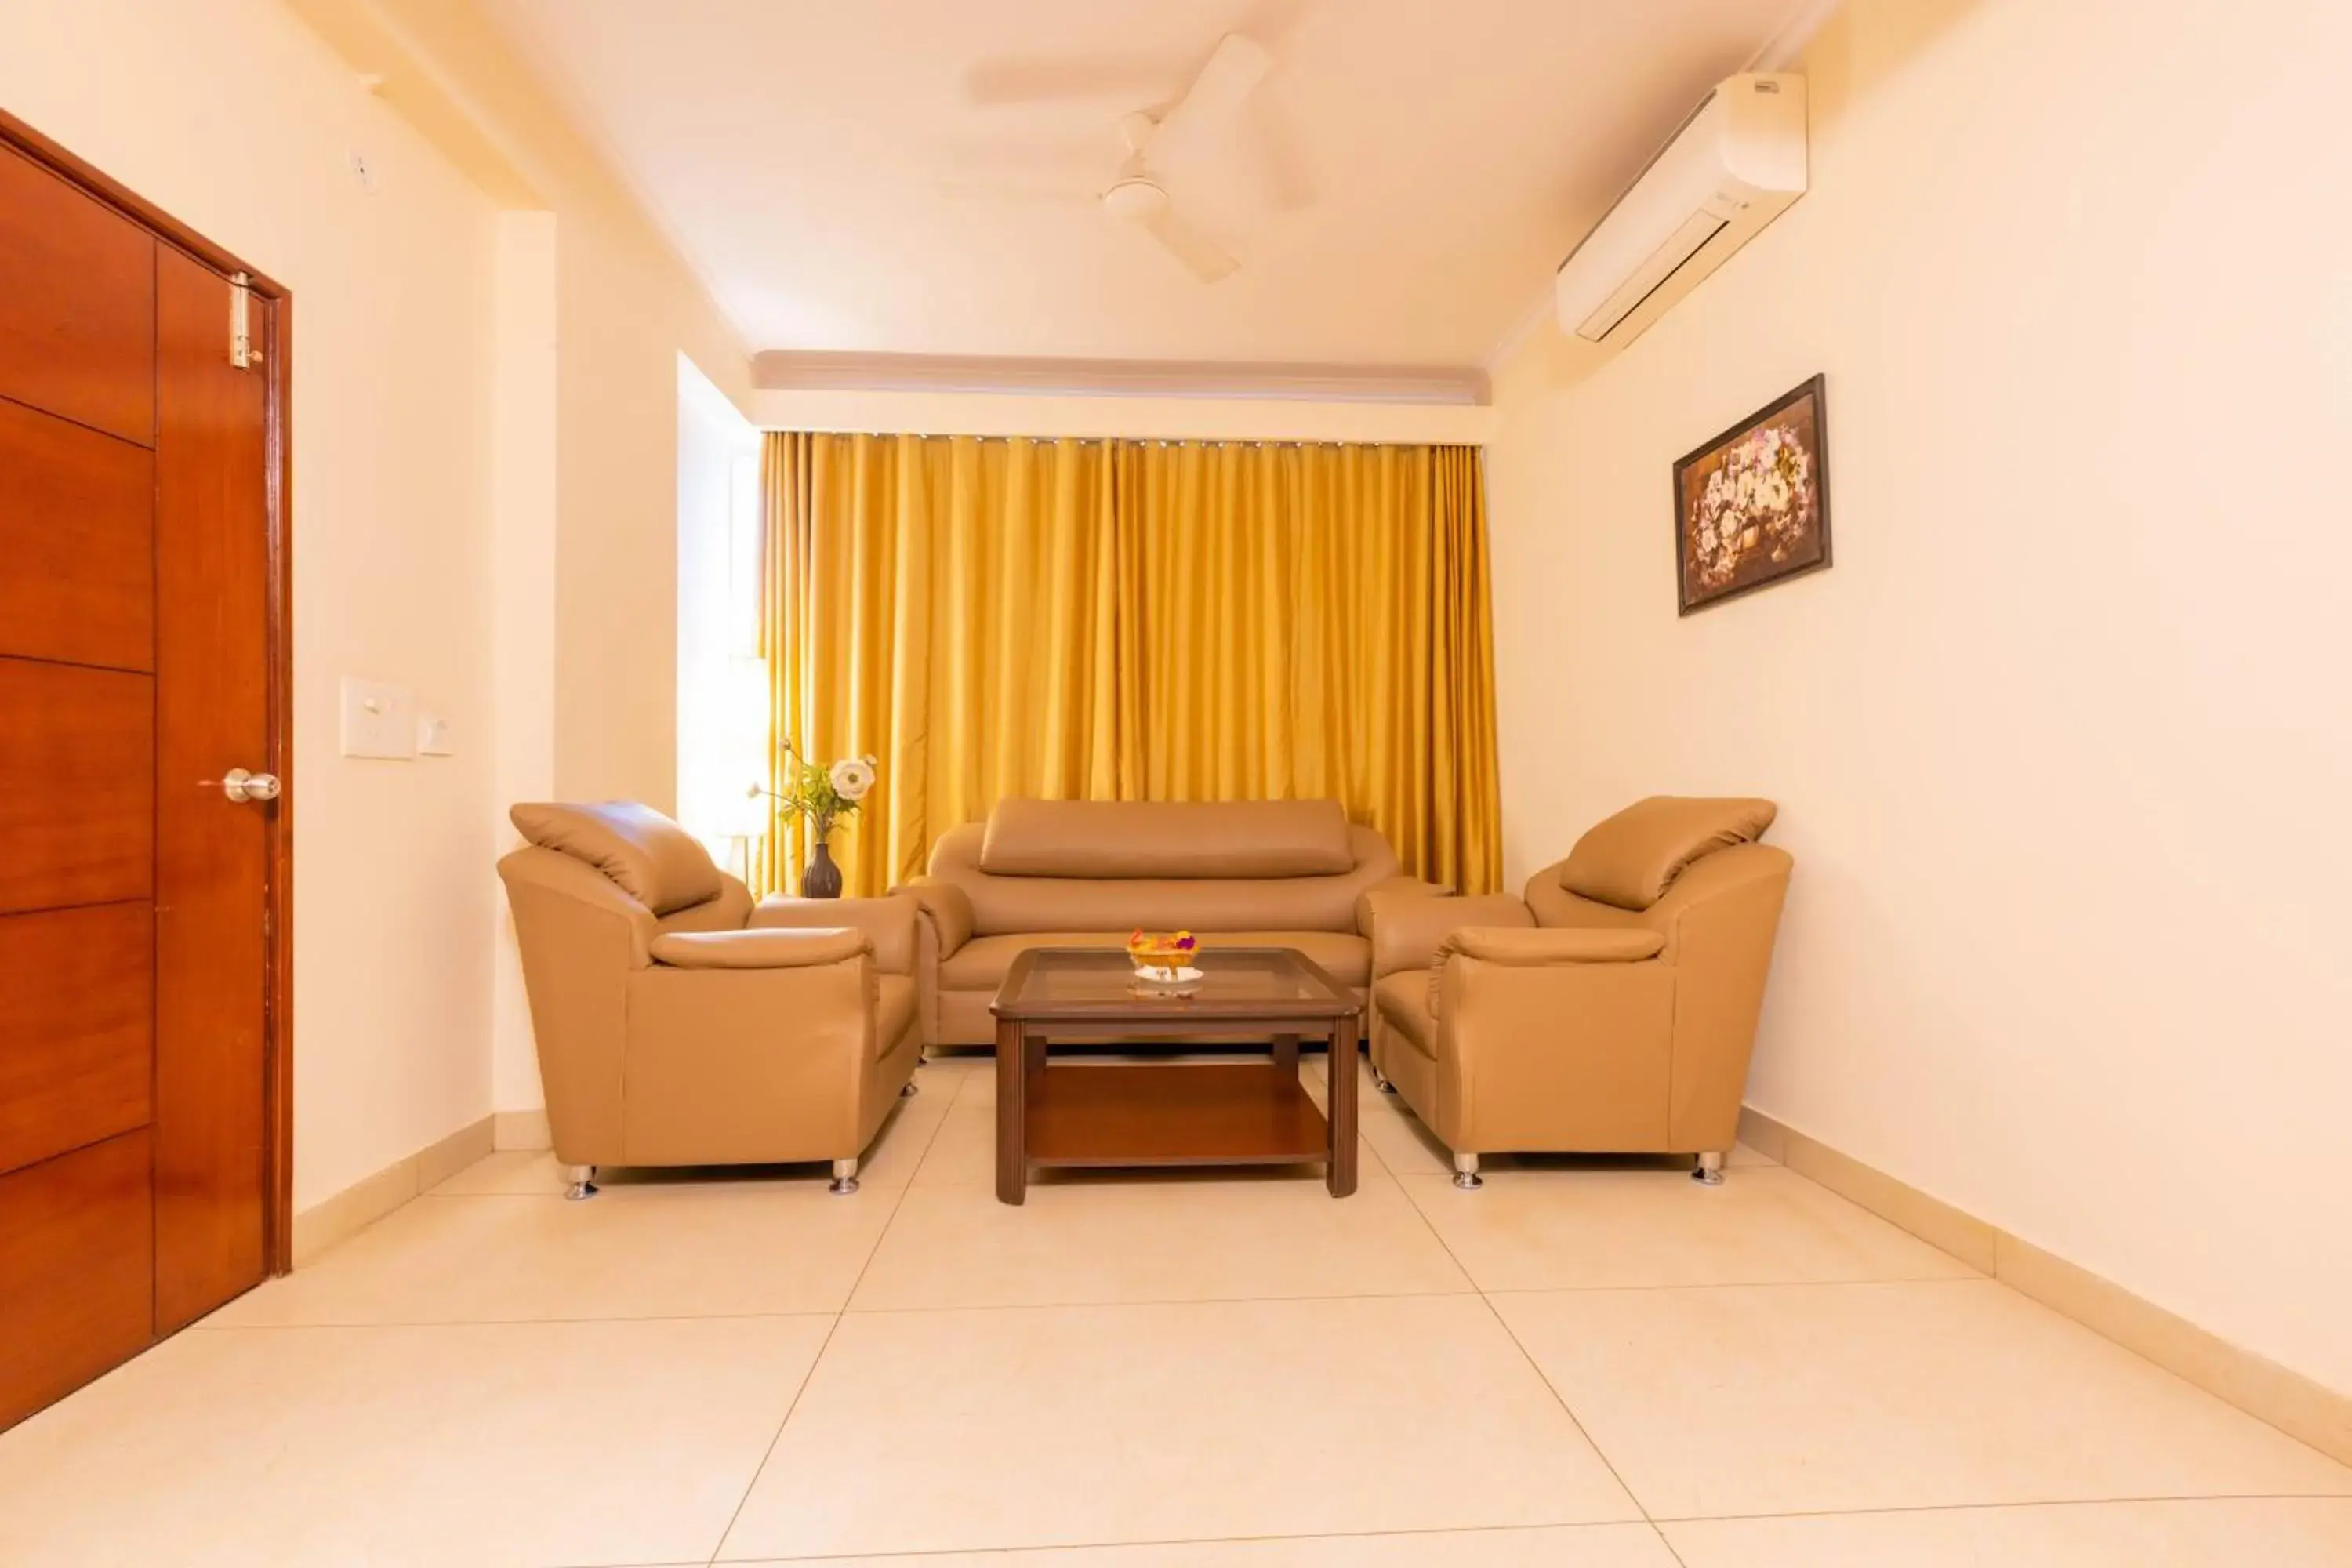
[289, 1114, 495, 1268]
[1744, 1106, 1997, 1272]
[1997, 1232, 2352, 1468]
[493, 1106, 551, 1151]
[1741, 1102, 2352, 1469]
[1733, 1105, 1788, 1163]
[412, 1115, 495, 1191]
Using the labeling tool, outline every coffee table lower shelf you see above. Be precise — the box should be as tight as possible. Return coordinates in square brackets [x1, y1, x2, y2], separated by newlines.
[1025, 1063, 1327, 1168]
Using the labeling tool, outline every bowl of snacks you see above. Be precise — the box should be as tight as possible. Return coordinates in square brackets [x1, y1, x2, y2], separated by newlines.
[1126, 929, 1203, 990]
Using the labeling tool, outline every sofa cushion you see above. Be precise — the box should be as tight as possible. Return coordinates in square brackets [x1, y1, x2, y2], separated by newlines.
[938, 930, 1371, 992]
[1559, 797, 1777, 912]
[978, 799, 1355, 879]
[1372, 973, 1437, 1059]
[510, 801, 724, 916]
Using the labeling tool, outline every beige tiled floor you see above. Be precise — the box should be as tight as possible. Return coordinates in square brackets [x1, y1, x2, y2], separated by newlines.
[0, 1048, 2344, 1566]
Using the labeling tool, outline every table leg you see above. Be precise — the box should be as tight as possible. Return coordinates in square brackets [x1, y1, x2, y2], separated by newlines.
[996, 1018, 1027, 1204]
[1327, 1013, 1359, 1197]
[1272, 1033, 1300, 1075]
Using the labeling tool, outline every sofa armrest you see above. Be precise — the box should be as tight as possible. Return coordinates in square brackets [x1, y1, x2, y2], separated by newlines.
[1352, 874, 1451, 937]
[1435, 927, 1665, 967]
[750, 894, 916, 975]
[649, 927, 869, 971]
[891, 874, 974, 957]
[1367, 892, 1531, 978]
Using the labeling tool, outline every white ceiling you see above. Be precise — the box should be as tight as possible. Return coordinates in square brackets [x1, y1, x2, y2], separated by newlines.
[485, 0, 1808, 381]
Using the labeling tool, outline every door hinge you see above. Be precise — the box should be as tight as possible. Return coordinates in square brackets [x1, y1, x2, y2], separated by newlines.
[230, 271, 262, 369]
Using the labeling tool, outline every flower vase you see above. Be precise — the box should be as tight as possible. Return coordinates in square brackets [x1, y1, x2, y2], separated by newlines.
[800, 839, 844, 899]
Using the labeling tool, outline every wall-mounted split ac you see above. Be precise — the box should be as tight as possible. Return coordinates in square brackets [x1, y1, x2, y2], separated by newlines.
[1555, 73, 1808, 345]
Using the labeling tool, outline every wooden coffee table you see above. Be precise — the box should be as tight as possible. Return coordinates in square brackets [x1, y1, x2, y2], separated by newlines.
[990, 947, 1359, 1204]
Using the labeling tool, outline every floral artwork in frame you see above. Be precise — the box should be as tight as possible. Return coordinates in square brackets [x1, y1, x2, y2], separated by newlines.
[1672, 375, 1832, 615]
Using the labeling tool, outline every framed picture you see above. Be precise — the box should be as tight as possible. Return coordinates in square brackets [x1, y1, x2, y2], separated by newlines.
[1671, 374, 1832, 615]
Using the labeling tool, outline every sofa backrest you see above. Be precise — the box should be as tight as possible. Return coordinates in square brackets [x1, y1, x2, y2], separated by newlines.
[980, 798, 1356, 879]
[930, 800, 1399, 935]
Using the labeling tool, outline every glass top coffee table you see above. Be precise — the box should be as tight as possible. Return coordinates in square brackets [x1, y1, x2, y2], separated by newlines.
[989, 947, 1359, 1204]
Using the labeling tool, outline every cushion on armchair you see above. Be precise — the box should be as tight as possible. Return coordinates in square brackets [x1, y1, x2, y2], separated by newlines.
[1559, 797, 1777, 912]
[511, 801, 724, 915]
[648, 927, 869, 970]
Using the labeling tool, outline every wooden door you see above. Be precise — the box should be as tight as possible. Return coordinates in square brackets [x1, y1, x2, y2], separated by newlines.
[153, 250, 274, 1334]
[0, 122, 289, 1430]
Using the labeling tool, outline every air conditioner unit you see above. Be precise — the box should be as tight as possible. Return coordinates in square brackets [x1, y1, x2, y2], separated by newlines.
[1555, 74, 1807, 345]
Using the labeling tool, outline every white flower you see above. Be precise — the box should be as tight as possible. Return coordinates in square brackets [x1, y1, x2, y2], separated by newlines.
[829, 757, 877, 801]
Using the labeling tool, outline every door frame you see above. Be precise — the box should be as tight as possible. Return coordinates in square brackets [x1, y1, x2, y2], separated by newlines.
[0, 109, 296, 1275]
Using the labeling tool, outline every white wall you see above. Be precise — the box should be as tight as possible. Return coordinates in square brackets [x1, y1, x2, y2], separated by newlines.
[263, 1, 770, 1123]
[271, 0, 762, 823]
[1486, 0, 2352, 1393]
[0, 0, 502, 1209]
[489, 212, 559, 1119]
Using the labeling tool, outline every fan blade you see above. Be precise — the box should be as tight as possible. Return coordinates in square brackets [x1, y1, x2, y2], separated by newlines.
[1152, 33, 1272, 154]
[964, 53, 1179, 107]
[1141, 206, 1237, 283]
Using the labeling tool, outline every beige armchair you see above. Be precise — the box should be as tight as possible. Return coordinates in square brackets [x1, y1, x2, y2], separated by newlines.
[1364, 797, 1791, 1189]
[497, 802, 921, 1196]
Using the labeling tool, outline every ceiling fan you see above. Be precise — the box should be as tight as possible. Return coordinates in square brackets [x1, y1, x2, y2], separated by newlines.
[944, 32, 1279, 284]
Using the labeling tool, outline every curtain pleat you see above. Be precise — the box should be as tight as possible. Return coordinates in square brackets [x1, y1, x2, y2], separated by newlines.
[756, 434, 1502, 897]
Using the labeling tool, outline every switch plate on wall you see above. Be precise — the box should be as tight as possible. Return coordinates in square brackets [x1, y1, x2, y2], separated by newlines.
[341, 677, 416, 760]
[417, 715, 456, 757]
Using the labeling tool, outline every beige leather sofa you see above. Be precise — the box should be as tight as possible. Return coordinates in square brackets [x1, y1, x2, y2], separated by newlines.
[894, 799, 1443, 1047]
[497, 802, 922, 1196]
[1364, 797, 1791, 1189]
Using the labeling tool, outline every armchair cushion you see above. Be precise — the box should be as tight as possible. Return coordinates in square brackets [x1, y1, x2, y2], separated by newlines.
[511, 800, 724, 916]
[893, 874, 975, 956]
[1367, 892, 1530, 978]
[751, 895, 917, 975]
[1372, 973, 1438, 1059]
[1352, 874, 1451, 936]
[875, 977, 918, 1061]
[1436, 927, 1666, 966]
[1430, 927, 1664, 1014]
[1559, 796, 1777, 911]
[649, 927, 869, 970]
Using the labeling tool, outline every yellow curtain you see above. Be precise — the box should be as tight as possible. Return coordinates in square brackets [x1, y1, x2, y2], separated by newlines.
[757, 433, 1501, 897]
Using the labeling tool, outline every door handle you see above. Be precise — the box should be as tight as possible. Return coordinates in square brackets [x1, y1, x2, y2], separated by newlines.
[220, 768, 280, 804]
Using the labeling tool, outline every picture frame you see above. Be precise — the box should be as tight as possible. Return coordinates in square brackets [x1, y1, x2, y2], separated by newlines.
[1671, 373, 1832, 615]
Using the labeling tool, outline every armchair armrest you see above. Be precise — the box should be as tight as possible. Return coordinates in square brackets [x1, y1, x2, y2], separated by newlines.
[1352, 874, 1450, 937]
[891, 874, 974, 957]
[1435, 927, 1665, 967]
[750, 894, 916, 975]
[1367, 892, 1531, 978]
[649, 927, 869, 971]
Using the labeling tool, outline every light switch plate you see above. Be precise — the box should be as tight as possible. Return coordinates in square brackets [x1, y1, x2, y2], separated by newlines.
[341, 677, 416, 760]
[417, 715, 456, 757]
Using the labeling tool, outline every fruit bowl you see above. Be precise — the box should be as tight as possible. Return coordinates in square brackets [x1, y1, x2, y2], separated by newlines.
[1127, 929, 1200, 982]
